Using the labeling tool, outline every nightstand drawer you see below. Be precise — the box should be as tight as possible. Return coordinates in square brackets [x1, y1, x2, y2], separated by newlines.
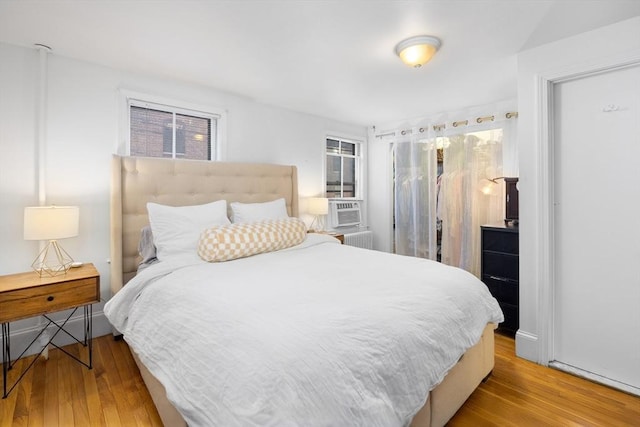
[0, 278, 99, 323]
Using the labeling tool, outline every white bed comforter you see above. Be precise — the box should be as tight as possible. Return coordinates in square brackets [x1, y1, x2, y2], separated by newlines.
[105, 234, 503, 427]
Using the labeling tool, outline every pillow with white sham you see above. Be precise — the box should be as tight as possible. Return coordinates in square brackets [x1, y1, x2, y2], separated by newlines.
[147, 200, 230, 262]
[137, 225, 158, 271]
[198, 218, 306, 262]
[230, 198, 289, 223]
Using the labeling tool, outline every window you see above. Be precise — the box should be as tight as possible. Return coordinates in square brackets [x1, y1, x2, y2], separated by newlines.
[128, 98, 221, 160]
[326, 137, 362, 198]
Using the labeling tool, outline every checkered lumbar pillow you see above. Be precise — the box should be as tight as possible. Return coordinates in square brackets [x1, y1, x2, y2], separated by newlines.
[198, 218, 306, 262]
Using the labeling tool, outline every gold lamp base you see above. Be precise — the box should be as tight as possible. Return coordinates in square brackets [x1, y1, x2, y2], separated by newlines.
[31, 240, 74, 278]
[308, 215, 326, 233]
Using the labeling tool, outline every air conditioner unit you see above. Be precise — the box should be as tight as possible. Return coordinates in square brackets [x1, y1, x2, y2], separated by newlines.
[329, 200, 361, 228]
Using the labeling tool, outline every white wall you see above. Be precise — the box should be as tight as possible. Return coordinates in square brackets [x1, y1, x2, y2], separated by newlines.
[0, 41, 366, 346]
[367, 126, 394, 252]
[516, 16, 640, 362]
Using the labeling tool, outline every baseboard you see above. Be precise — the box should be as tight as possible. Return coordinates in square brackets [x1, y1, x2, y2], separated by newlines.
[549, 361, 640, 397]
[515, 329, 539, 362]
[6, 310, 113, 361]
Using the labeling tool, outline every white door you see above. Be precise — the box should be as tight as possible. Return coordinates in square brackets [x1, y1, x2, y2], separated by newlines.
[553, 64, 640, 391]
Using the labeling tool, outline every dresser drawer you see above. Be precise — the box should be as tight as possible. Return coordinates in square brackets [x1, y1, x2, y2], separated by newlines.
[482, 252, 519, 281]
[0, 278, 99, 323]
[482, 229, 519, 254]
[499, 302, 519, 333]
[482, 275, 519, 305]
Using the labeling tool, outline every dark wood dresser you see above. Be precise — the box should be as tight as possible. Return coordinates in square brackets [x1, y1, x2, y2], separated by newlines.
[481, 224, 519, 335]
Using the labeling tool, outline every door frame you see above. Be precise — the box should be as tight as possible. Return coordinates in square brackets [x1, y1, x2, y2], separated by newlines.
[534, 52, 640, 365]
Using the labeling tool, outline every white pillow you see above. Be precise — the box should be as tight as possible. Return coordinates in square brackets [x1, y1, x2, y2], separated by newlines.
[147, 200, 230, 262]
[230, 198, 289, 223]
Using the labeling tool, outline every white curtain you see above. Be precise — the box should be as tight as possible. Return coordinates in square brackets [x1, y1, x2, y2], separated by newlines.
[440, 127, 504, 277]
[394, 131, 438, 259]
[386, 103, 517, 276]
[380, 101, 518, 276]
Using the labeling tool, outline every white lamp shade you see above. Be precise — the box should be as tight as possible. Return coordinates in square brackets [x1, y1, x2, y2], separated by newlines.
[24, 206, 79, 240]
[308, 198, 329, 215]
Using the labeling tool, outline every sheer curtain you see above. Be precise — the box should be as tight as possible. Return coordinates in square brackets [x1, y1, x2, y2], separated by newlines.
[394, 131, 438, 259]
[440, 127, 504, 277]
[386, 103, 517, 275]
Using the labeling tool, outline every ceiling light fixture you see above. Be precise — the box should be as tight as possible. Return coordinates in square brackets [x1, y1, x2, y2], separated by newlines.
[395, 35, 441, 68]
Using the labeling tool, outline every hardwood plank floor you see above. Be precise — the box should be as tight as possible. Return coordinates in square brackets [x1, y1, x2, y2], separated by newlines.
[448, 333, 640, 426]
[0, 337, 163, 427]
[1, 333, 638, 426]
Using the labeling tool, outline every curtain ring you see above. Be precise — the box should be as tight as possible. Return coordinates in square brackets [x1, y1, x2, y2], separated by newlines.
[476, 115, 495, 124]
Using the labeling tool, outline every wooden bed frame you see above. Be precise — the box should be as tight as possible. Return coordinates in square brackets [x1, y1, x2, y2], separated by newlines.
[109, 155, 496, 427]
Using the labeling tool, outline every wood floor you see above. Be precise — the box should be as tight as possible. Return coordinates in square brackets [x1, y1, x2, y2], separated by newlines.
[449, 333, 640, 426]
[1, 333, 638, 426]
[0, 336, 162, 427]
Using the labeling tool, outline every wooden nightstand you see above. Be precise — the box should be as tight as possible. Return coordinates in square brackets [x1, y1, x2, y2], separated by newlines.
[309, 231, 344, 244]
[328, 233, 344, 244]
[0, 263, 100, 398]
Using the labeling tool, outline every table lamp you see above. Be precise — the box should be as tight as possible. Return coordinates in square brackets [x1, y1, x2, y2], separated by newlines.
[24, 206, 79, 277]
[308, 197, 329, 232]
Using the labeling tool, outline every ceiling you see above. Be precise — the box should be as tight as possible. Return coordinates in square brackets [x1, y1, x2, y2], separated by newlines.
[1, 1, 639, 126]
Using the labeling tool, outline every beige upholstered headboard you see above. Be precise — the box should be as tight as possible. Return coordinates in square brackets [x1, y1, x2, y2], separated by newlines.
[110, 155, 299, 295]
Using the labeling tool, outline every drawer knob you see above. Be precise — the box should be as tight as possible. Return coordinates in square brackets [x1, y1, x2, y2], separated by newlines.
[47, 296, 54, 302]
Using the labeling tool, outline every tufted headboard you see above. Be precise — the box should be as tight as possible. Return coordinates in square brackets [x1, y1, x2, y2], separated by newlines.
[110, 155, 299, 295]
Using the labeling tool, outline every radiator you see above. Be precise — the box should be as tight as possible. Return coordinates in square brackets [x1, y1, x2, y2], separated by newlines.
[344, 231, 373, 250]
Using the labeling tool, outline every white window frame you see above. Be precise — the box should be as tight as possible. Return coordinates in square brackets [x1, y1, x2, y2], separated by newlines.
[325, 134, 364, 200]
[118, 90, 227, 160]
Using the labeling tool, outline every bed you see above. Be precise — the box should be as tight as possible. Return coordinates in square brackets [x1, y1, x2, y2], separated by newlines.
[106, 155, 502, 427]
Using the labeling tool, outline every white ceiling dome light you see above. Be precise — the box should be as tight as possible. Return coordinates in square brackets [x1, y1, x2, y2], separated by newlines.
[395, 35, 442, 68]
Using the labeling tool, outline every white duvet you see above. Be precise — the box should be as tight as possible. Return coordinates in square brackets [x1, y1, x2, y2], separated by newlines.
[105, 234, 503, 427]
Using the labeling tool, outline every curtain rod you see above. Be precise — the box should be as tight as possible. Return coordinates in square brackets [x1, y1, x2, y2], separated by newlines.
[375, 111, 518, 139]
